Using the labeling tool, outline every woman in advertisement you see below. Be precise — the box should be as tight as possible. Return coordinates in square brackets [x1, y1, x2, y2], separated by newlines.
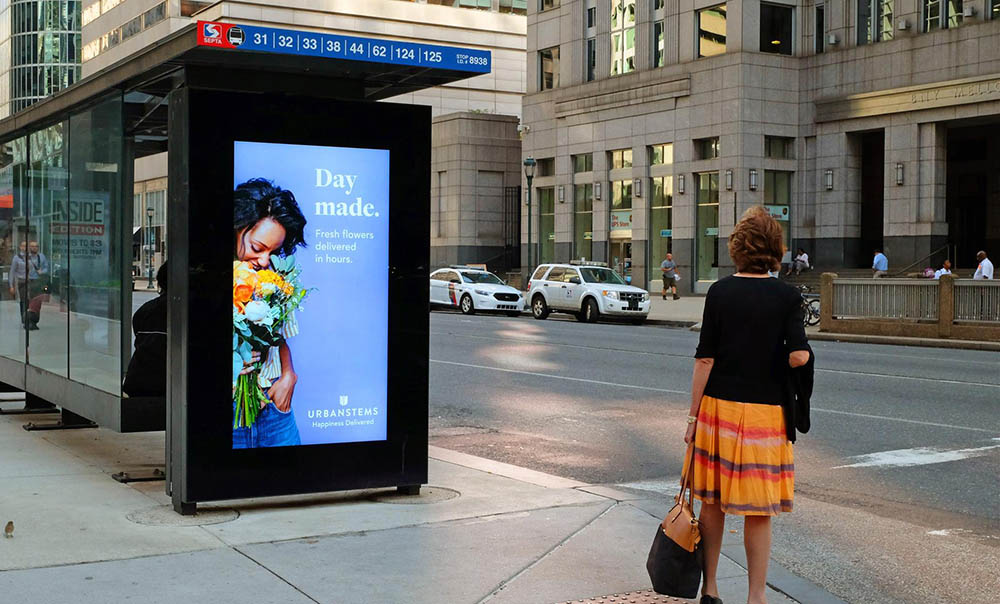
[232, 178, 308, 448]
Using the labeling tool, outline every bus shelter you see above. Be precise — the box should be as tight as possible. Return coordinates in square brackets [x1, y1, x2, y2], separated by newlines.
[0, 21, 490, 513]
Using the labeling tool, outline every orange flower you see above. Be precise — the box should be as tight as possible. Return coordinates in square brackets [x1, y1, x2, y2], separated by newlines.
[233, 283, 254, 312]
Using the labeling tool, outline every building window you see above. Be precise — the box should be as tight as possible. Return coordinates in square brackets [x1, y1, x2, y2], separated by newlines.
[540, 0, 560, 11]
[650, 143, 673, 165]
[574, 184, 594, 260]
[499, 0, 528, 15]
[859, 0, 893, 44]
[764, 171, 792, 254]
[649, 175, 673, 281]
[539, 187, 556, 263]
[653, 21, 666, 67]
[539, 47, 560, 90]
[992, 0, 1000, 20]
[610, 148, 633, 169]
[924, 0, 961, 30]
[695, 137, 720, 160]
[695, 172, 720, 282]
[765, 136, 794, 159]
[698, 4, 727, 58]
[573, 153, 593, 172]
[815, 4, 825, 53]
[587, 6, 596, 26]
[611, 0, 636, 75]
[586, 38, 597, 81]
[611, 180, 633, 210]
[536, 157, 555, 176]
[761, 3, 793, 55]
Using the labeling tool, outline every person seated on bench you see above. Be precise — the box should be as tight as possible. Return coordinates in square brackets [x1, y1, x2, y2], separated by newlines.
[123, 262, 167, 397]
[24, 285, 51, 331]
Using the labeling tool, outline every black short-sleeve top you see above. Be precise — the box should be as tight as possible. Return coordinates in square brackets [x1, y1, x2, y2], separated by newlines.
[694, 275, 809, 405]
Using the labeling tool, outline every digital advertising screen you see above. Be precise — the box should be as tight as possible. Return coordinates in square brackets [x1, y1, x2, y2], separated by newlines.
[232, 141, 389, 448]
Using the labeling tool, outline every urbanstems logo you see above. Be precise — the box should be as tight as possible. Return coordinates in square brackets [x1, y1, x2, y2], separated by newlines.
[340, 395, 349, 407]
[308, 394, 380, 429]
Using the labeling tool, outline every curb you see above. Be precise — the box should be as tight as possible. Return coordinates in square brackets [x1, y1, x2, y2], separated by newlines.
[643, 318, 699, 328]
[808, 331, 1000, 351]
[721, 545, 850, 604]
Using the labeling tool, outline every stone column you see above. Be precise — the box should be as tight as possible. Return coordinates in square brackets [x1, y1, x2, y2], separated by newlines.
[884, 122, 947, 268]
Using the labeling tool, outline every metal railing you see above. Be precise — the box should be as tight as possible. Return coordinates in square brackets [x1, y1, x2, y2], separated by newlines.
[832, 278, 939, 320]
[954, 280, 1000, 323]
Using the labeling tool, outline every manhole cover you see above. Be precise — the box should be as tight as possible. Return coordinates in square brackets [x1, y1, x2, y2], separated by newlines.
[554, 591, 694, 603]
[126, 506, 239, 526]
[370, 486, 460, 505]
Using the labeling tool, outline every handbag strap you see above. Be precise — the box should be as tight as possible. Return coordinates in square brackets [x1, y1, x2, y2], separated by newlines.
[677, 442, 696, 510]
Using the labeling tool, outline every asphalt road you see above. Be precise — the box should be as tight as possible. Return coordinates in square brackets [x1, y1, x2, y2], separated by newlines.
[428, 310, 1000, 604]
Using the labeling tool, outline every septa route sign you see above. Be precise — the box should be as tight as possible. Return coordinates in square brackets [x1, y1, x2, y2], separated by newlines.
[196, 21, 491, 74]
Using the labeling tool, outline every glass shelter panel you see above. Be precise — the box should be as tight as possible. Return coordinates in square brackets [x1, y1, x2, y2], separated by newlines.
[28, 122, 69, 376]
[68, 94, 123, 394]
[0, 137, 28, 361]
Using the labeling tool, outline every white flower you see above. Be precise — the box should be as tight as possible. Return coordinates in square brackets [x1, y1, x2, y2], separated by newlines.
[244, 300, 273, 326]
[261, 282, 278, 295]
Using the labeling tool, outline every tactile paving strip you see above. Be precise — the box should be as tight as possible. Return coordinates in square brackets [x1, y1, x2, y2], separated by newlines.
[555, 590, 695, 603]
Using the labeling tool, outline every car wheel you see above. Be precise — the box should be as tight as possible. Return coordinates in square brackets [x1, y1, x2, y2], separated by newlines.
[506, 311, 521, 317]
[574, 311, 587, 322]
[583, 298, 600, 323]
[460, 294, 475, 315]
[531, 295, 550, 320]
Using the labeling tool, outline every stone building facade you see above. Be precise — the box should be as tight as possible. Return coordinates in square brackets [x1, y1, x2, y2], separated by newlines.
[523, 0, 1000, 292]
[81, 0, 527, 272]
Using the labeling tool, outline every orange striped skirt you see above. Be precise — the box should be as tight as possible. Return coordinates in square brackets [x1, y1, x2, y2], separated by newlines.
[686, 396, 794, 516]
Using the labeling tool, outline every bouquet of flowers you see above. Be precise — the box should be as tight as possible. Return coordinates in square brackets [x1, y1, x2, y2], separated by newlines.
[232, 255, 308, 429]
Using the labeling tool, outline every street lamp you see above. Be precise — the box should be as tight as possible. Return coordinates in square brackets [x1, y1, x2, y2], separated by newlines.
[146, 206, 155, 289]
[523, 157, 536, 269]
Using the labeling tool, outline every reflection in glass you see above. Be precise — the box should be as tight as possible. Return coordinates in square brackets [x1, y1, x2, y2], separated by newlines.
[698, 4, 727, 58]
[696, 172, 719, 282]
[68, 94, 122, 394]
[539, 187, 555, 263]
[28, 123, 70, 376]
[0, 137, 28, 361]
[765, 171, 792, 253]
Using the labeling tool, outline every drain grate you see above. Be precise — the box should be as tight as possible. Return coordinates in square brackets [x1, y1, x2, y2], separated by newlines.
[554, 590, 695, 604]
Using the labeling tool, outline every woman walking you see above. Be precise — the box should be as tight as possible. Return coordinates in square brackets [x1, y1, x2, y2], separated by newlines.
[684, 207, 811, 604]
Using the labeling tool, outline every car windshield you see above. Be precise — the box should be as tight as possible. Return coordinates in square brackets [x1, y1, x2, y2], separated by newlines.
[461, 271, 504, 285]
[580, 267, 627, 284]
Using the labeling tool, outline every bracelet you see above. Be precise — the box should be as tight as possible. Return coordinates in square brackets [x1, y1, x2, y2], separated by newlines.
[686, 415, 698, 424]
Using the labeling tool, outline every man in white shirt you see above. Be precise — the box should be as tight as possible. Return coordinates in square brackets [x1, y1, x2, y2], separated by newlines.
[933, 260, 952, 280]
[786, 248, 810, 276]
[973, 251, 994, 280]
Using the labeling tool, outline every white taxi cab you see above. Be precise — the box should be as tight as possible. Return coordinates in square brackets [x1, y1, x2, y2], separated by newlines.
[429, 266, 525, 316]
[526, 261, 650, 324]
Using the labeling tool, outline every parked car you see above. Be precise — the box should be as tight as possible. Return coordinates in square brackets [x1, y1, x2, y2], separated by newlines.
[429, 266, 525, 316]
[526, 261, 650, 324]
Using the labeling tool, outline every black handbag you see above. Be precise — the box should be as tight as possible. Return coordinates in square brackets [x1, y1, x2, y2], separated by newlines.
[646, 446, 703, 598]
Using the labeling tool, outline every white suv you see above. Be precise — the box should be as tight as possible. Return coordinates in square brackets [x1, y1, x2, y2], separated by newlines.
[526, 262, 650, 324]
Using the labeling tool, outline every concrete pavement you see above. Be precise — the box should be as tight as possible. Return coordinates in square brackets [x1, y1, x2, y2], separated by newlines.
[0, 395, 845, 604]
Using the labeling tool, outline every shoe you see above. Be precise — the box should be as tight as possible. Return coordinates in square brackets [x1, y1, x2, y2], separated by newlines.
[699, 595, 723, 604]
[662, 294, 667, 300]
[673, 294, 680, 300]
[28, 325, 39, 331]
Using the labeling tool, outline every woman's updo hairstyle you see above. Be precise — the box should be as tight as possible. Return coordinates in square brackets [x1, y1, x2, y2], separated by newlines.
[728, 206, 785, 274]
[233, 178, 307, 256]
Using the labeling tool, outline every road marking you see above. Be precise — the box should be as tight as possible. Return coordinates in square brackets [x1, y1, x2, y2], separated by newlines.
[816, 367, 1000, 389]
[834, 443, 1000, 468]
[811, 408, 999, 434]
[430, 359, 689, 395]
[432, 360, 1000, 434]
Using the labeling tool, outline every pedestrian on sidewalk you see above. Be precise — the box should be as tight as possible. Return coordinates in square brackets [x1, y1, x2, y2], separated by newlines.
[973, 250, 993, 280]
[872, 249, 889, 278]
[660, 252, 680, 300]
[685, 206, 812, 604]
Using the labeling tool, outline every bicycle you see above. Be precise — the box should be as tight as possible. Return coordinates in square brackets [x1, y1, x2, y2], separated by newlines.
[799, 285, 821, 327]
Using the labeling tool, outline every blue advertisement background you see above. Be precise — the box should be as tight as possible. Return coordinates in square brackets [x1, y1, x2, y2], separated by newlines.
[235, 141, 389, 445]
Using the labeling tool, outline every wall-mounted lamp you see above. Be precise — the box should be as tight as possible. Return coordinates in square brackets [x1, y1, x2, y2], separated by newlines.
[897, 18, 910, 30]
[824, 168, 834, 191]
[749, 169, 758, 191]
[677, 174, 685, 194]
[558, 185, 565, 203]
[594, 181, 601, 200]
[826, 33, 839, 46]
[633, 178, 642, 198]
[725, 169, 733, 191]
[895, 163, 904, 186]
[962, 5, 976, 17]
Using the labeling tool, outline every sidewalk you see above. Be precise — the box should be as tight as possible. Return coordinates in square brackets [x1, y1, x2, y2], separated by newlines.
[0, 396, 846, 604]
